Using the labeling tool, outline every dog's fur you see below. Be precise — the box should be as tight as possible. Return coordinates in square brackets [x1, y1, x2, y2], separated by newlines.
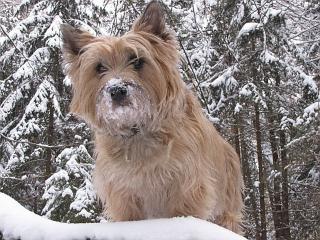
[61, 1, 244, 234]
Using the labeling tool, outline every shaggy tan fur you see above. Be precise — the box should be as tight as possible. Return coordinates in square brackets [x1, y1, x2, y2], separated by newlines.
[61, 1, 244, 234]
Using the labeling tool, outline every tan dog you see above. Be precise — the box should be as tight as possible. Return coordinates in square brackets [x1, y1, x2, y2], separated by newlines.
[61, 1, 244, 234]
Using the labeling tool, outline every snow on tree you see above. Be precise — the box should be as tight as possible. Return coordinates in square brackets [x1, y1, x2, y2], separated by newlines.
[42, 145, 100, 222]
[0, 0, 109, 222]
[168, 0, 319, 239]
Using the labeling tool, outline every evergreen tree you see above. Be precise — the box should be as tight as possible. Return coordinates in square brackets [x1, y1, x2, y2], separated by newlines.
[0, 0, 108, 222]
[173, 0, 319, 239]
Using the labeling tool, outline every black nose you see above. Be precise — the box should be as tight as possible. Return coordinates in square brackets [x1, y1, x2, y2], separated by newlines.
[109, 85, 128, 102]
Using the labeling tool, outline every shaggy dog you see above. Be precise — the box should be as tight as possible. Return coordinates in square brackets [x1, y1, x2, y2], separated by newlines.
[61, 1, 244, 234]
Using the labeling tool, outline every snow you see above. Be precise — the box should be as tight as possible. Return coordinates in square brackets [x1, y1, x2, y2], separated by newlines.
[0, 87, 25, 122]
[45, 15, 62, 48]
[63, 75, 72, 86]
[0, 36, 6, 46]
[12, 47, 50, 80]
[201, 67, 238, 91]
[45, 170, 70, 185]
[231, 4, 245, 25]
[234, 103, 242, 113]
[237, 23, 261, 38]
[294, 117, 304, 126]
[261, 50, 279, 63]
[69, 179, 96, 212]
[21, 175, 27, 180]
[0, 48, 16, 65]
[4, 77, 61, 141]
[207, 114, 220, 124]
[71, 20, 97, 36]
[42, 169, 70, 216]
[309, 167, 320, 184]
[300, 72, 318, 93]
[264, 8, 282, 24]
[207, 0, 217, 6]
[41, 146, 96, 219]
[303, 101, 320, 124]
[239, 84, 253, 97]
[107, 77, 124, 87]
[304, 102, 320, 115]
[2, 14, 50, 44]
[62, 187, 73, 198]
[92, 0, 105, 8]
[267, 8, 282, 18]
[280, 116, 295, 130]
[24, 79, 53, 114]
[75, 135, 82, 140]
[0, 192, 247, 240]
[78, 208, 92, 218]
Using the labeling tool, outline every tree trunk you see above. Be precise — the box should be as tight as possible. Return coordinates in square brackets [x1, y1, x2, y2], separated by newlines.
[45, 99, 54, 178]
[253, 103, 267, 240]
[279, 123, 291, 240]
[237, 113, 261, 240]
[267, 104, 283, 240]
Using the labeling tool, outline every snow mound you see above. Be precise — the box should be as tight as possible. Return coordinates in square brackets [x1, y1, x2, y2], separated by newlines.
[0, 192, 247, 240]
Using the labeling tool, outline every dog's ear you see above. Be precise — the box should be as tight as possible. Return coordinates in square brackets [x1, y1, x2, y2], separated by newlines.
[60, 24, 94, 62]
[133, 1, 172, 41]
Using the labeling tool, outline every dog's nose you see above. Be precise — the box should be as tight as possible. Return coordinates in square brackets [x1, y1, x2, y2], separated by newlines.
[109, 85, 128, 102]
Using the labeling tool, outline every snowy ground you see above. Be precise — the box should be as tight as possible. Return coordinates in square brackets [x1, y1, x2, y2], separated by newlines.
[0, 193, 247, 240]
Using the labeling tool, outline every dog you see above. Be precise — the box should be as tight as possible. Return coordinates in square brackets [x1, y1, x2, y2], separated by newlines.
[61, 0, 244, 234]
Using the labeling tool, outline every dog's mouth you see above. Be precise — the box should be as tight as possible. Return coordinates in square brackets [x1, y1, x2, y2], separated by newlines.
[96, 79, 152, 137]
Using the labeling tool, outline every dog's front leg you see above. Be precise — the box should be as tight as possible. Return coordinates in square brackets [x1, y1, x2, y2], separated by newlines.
[106, 189, 144, 221]
[95, 176, 144, 221]
[167, 184, 214, 220]
[214, 212, 243, 235]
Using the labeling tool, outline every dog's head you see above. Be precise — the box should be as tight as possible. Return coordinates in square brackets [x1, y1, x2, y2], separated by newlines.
[62, 1, 184, 137]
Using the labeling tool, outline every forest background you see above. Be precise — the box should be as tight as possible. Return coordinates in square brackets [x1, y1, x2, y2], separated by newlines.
[0, 0, 319, 239]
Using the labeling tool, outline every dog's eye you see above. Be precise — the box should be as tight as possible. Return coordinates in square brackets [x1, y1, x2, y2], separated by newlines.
[96, 63, 108, 75]
[132, 58, 144, 70]
[129, 55, 144, 70]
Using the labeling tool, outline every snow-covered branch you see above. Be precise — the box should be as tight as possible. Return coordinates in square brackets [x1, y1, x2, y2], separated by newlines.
[0, 133, 67, 149]
[0, 193, 246, 240]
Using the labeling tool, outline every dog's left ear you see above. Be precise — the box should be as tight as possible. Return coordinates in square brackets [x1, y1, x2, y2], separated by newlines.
[61, 24, 94, 63]
[132, 1, 172, 41]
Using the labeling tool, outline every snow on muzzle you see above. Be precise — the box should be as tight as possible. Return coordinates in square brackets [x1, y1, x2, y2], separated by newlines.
[96, 78, 152, 136]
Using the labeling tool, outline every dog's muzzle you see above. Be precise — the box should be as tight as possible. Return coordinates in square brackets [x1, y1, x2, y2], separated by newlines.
[96, 78, 152, 137]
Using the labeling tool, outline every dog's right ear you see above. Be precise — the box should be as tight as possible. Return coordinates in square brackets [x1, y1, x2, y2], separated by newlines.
[133, 1, 173, 41]
[60, 24, 94, 62]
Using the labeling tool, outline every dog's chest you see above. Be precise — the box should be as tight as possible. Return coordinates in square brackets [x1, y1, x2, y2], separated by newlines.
[141, 189, 169, 218]
[109, 159, 174, 218]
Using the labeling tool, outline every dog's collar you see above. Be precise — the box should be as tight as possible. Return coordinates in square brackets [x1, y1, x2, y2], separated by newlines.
[95, 126, 141, 139]
[130, 126, 140, 135]
[120, 125, 140, 139]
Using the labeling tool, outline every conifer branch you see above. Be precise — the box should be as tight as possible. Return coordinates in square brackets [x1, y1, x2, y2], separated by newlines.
[0, 133, 92, 149]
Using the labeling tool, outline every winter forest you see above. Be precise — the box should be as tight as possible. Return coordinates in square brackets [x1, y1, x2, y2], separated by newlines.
[0, 0, 319, 239]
